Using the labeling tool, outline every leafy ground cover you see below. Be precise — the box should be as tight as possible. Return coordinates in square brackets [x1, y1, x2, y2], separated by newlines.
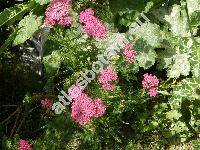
[0, 0, 200, 149]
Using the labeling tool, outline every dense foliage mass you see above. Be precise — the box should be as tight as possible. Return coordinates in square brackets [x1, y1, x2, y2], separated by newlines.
[0, 0, 200, 149]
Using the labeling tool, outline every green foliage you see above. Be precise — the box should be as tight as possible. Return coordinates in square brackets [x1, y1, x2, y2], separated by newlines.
[135, 39, 157, 69]
[168, 53, 191, 78]
[164, 3, 190, 37]
[1, 0, 200, 149]
[170, 77, 200, 109]
[190, 42, 200, 77]
[34, 0, 51, 5]
[0, 4, 30, 27]
[130, 22, 164, 47]
[186, 0, 200, 15]
[190, 11, 200, 27]
[13, 14, 43, 45]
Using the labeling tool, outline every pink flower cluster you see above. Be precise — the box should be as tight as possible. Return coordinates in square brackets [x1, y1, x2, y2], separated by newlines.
[98, 68, 118, 91]
[142, 73, 159, 97]
[41, 98, 53, 109]
[69, 86, 106, 125]
[18, 139, 32, 150]
[44, 0, 72, 27]
[123, 43, 137, 63]
[79, 8, 107, 39]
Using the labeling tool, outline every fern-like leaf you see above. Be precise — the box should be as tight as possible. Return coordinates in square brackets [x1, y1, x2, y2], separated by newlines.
[13, 14, 43, 46]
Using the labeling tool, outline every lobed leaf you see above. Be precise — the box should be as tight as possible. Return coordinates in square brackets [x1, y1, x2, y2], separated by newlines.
[170, 77, 200, 109]
[164, 4, 190, 37]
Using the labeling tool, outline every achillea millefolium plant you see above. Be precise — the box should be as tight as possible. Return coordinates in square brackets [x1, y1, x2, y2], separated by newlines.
[0, 0, 200, 149]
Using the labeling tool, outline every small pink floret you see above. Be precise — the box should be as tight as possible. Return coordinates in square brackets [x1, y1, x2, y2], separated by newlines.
[142, 73, 159, 97]
[98, 68, 118, 84]
[123, 43, 137, 63]
[44, 0, 72, 27]
[79, 8, 107, 39]
[70, 86, 106, 125]
[148, 87, 158, 97]
[41, 98, 53, 109]
[18, 139, 32, 150]
[102, 84, 115, 91]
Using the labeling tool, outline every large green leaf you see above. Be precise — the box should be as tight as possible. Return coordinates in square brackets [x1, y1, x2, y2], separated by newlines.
[157, 36, 194, 78]
[166, 110, 182, 120]
[186, 0, 200, 15]
[0, 4, 30, 27]
[164, 4, 191, 37]
[134, 39, 157, 69]
[168, 53, 191, 78]
[129, 22, 164, 47]
[156, 41, 176, 70]
[13, 14, 43, 45]
[170, 77, 200, 109]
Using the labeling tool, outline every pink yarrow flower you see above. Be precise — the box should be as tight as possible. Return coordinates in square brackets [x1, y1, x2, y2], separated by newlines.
[102, 84, 115, 91]
[98, 68, 117, 91]
[70, 86, 106, 125]
[68, 85, 82, 100]
[52, 0, 71, 3]
[148, 87, 158, 97]
[93, 99, 106, 118]
[18, 139, 32, 150]
[71, 93, 96, 125]
[79, 8, 107, 39]
[142, 73, 159, 97]
[41, 98, 53, 109]
[59, 16, 72, 27]
[98, 68, 118, 84]
[142, 73, 159, 89]
[123, 43, 137, 63]
[44, 0, 72, 27]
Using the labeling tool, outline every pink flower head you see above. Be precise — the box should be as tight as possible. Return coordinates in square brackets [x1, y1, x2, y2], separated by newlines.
[124, 43, 133, 51]
[70, 89, 106, 125]
[45, 2, 70, 21]
[44, 18, 56, 26]
[79, 8, 107, 39]
[142, 73, 159, 97]
[71, 93, 96, 125]
[102, 83, 115, 91]
[52, 0, 71, 4]
[123, 43, 137, 63]
[79, 8, 95, 23]
[98, 68, 118, 84]
[142, 73, 159, 89]
[59, 16, 72, 27]
[148, 87, 158, 97]
[18, 139, 32, 150]
[44, 0, 72, 27]
[41, 98, 53, 109]
[68, 85, 82, 100]
[93, 99, 106, 118]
